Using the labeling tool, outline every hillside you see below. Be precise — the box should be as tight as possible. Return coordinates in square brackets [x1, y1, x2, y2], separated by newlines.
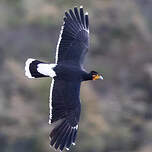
[0, 0, 152, 152]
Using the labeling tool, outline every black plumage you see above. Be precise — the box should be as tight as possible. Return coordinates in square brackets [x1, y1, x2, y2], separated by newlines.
[25, 6, 103, 152]
[56, 6, 89, 66]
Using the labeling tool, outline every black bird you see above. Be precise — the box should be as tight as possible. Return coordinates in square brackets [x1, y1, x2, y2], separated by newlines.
[25, 6, 103, 151]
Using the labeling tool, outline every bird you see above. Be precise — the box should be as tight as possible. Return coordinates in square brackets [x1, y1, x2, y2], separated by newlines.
[25, 6, 103, 151]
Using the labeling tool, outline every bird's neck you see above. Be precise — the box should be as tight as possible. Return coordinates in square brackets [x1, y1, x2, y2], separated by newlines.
[82, 72, 92, 81]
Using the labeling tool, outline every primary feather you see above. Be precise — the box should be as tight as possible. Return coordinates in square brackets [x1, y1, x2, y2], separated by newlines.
[55, 6, 89, 67]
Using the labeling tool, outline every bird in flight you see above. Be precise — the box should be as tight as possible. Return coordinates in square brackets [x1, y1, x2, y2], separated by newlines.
[25, 6, 103, 151]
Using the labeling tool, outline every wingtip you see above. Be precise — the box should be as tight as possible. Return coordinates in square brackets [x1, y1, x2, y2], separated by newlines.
[65, 11, 68, 15]
[69, 8, 72, 12]
[85, 12, 88, 15]
[72, 142, 76, 146]
[66, 147, 70, 150]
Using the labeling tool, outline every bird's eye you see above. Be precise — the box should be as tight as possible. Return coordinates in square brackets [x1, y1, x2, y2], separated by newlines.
[92, 74, 97, 79]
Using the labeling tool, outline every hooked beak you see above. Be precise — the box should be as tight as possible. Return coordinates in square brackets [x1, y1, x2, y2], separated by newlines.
[93, 74, 104, 80]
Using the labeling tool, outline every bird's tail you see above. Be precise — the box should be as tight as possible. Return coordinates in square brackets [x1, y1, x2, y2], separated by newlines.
[25, 58, 56, 78]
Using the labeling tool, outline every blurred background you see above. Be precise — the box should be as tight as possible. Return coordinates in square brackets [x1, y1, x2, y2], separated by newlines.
[0, 0, 152, 152]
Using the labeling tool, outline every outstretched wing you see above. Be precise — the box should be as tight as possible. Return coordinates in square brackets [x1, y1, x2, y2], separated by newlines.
[49, 78, 81, 151]
[55, 6, 89, 67]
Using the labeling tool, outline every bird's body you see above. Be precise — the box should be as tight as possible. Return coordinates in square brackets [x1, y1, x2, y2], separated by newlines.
[54, 63, 86, 81]
[25, 6, 103, 151]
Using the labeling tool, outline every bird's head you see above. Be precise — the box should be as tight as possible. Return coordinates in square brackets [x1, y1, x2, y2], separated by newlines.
[90, 71, 103, 80]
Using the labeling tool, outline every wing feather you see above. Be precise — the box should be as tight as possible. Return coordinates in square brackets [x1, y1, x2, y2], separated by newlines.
[85, 12, 89, 29]
[80, 6, 85, 28]
[49, 79, 81, 151]
[74, 7, 82, 28]
[55, 6, 89, 66]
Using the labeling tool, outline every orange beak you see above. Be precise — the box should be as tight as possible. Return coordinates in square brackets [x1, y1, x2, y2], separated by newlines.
[93, 74, 103, 80]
